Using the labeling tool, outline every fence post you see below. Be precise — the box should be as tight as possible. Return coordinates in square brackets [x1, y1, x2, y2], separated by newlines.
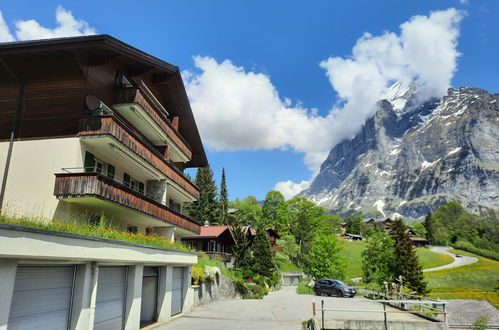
[312, 302, 316, 316]
[443, 303, 447, 324]
[321, 300, 324, 330]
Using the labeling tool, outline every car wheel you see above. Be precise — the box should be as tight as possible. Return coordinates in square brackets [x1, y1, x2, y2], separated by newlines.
[315, 289, 321, 296]
[338, 290, 344, 297]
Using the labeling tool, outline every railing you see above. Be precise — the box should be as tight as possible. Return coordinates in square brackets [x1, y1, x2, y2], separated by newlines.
[114, 86, 193, 157]
[205, 252, 232, 263]
[54, 172, 201, 233]
[363, 288, 448, 323]
[313, 298, 448, 330]
[78, 115, 199, 199]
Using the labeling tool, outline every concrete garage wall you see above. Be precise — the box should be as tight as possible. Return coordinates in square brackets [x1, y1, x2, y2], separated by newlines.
[0, 224, 197, 330]
[318, 319, 448, 330]
[192, 274, 239, 307]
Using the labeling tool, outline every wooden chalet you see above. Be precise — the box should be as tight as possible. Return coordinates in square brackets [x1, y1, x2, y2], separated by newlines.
[0, 35, 207, 240]
[181, 226, 236, 263]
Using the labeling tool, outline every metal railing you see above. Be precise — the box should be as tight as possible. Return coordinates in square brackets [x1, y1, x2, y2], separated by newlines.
[312, 298, 448, 330]
[363, 288, 448, 323]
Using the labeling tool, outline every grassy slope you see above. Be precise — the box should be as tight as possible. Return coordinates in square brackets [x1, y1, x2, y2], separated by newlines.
[274, 252, 301, 272]
[341, 241, 453, 279]
[415, 247, 454, 269]
[425, 249, 499, 308]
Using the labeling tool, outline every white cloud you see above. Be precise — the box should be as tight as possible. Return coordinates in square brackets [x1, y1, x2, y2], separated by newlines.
[0, 6, 95, 42]
[273, 180, 310, 200]
[184, 8, 464, 198]
[0, 11, 15, 42]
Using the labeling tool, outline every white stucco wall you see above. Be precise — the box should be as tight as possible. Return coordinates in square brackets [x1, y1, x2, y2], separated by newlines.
[0, 138, 82, 219]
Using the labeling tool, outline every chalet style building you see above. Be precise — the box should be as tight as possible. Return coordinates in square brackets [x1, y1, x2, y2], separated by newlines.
[0, 35, 207, 241]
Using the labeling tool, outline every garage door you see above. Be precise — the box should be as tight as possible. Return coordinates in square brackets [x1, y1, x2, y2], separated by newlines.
[8, 266, 75, 330]
[171, 267, 184, 316]
[94, 266, 127, 330]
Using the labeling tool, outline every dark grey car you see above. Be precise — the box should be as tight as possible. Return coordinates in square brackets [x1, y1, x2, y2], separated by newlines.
[314, 279, 356, 297]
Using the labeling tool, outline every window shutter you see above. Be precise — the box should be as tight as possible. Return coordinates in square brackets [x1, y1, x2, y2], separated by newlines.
[84, 152, 95, 172]
[107, 164, 115, 180]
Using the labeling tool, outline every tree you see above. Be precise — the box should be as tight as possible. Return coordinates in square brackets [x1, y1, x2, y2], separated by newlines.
[305, 233, 346, 280]
[219, 168, 229, 224]
[188, 165, 219, 224]
[346, 213, 364, 235]
[412, 222, 427, 239]
[251, 228, 276, 277]
[362, 231, 395, 285]
[229, 217, 253, 270]
[262, 190, 288, 230]
[391, 219, 427, 294]
[423, 213, 435, 244]
[229, 196, 262, 227]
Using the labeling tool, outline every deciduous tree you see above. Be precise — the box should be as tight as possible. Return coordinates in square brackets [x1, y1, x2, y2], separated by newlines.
[305, 233, 346, 280]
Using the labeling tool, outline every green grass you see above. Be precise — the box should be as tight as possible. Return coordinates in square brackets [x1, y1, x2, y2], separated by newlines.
[425, 249, 499, 308]
[297, 282, 313, 294]
[416, 248, 454, 269]
[341, 240, 366, 279]
[0, 215, 191, 251]
[274, 252, 302, 272]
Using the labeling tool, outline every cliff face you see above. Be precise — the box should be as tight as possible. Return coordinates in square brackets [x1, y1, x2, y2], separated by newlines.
[301, 85, 499, 219]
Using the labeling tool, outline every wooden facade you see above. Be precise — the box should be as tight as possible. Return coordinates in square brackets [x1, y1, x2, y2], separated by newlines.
[0, 35, 207, 235]
[54, 172, 200, 233]
[78, 116, 199, 198]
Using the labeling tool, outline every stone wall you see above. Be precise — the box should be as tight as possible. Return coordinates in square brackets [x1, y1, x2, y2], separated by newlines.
[192, 274, 239, 306]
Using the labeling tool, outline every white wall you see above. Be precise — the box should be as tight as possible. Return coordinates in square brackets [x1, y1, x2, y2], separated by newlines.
[0, 138, 82, 219]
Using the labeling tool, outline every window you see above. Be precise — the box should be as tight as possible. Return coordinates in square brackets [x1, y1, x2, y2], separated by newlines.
[169, 199, 181, 213]
[84, 151, 95, 173]
[123, 172, 145, 195]
[107, 164, 115, 180]
[127, 225, 138, 234]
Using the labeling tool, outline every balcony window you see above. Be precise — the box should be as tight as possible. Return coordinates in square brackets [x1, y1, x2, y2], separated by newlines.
[123, 173, 145, 195]
[169, 199, 181, 213]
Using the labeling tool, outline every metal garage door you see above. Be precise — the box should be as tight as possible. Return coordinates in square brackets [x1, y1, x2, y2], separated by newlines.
[94, 266, 127, 330]
[8, 266, 75, 330]
[171, 267, 184, 316]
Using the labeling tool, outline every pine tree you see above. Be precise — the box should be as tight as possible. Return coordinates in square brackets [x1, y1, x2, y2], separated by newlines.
[252, 228, 276, 278]
[423, 212, 434, 245]
[391, 219, 427, 295]
[219, 168, 229, 224]
[189, 165, 219, 224]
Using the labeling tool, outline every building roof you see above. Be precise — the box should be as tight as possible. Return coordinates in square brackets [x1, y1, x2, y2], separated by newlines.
[410, 237, 428, 242]
[0, 34, 207, 167]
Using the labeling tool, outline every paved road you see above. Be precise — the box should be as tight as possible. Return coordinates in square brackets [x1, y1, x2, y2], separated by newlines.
[423, 246, 478, 272]
[155, 286, 429, 330]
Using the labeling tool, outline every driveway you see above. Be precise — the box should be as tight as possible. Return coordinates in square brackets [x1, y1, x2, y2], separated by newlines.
[155, 286, 429, 330]
[423, 246, 478, 272]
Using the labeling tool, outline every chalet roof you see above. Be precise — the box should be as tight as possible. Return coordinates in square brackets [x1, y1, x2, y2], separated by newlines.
[410, 237, 429, 242]
[0, 34, 207, 167]
[188, 225, 231, 238]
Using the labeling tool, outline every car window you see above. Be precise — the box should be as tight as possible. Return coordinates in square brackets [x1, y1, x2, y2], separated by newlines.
[333, 280, 346, 286]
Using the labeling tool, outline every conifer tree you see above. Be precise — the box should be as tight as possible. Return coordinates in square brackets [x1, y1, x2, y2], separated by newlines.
[390, 219, 427, 294]
[219, 168, 229, 224]
[252, 228, 276, 278]
[189, 165, 219, 224]
[423, 212, 434, 245]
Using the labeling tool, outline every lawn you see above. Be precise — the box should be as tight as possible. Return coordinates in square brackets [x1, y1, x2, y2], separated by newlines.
[425, 249, 499, 308]
[415, 247, 454, 269]
[341, 241, 454, 279]
[274, 252, 302, 272]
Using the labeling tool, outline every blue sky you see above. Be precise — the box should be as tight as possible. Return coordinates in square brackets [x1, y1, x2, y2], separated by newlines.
[1, 1, 498, 200]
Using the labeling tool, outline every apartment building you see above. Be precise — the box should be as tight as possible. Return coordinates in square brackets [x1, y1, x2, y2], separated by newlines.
[0, 35, 207, 240]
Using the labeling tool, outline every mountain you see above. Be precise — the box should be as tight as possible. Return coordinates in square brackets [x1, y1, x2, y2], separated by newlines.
[300, 84, 499, 219]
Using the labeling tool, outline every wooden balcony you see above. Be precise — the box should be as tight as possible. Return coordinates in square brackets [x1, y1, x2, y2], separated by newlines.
[114, 87, 192, 159]
[54, 172, 201, 234]
[78, 116, 199, 199]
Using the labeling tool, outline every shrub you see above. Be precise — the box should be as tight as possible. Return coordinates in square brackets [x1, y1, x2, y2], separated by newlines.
[191, 265, 206, 285]
[454, 240, 499, 261]
[204, 265, 221, 282]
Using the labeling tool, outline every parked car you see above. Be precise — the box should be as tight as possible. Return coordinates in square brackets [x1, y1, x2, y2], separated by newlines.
[455, 253, 463, 258]
[314, 279, 356, 297]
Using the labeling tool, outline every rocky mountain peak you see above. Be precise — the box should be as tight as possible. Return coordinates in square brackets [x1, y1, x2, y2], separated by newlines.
[301, 86, 499, 219]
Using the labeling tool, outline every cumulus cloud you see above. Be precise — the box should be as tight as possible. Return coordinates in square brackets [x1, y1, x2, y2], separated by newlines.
[184, 8, 464, 198]
[273, 180, 311, 200]
[0, 6, 95, 42]
[0, 11, 15, 42]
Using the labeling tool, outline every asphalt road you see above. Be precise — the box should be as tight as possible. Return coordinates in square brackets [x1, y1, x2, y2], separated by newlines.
[154, 286, 428, 330]
[423, 246, 478, 272]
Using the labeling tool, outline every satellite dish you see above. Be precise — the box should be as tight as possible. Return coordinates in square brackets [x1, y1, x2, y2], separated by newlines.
[85, 95, 102, 112]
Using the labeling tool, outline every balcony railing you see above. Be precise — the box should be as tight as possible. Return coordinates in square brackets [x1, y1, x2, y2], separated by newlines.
[54, 172, 201, 234]
[114, 86, 192, 158]
[78, 115, 199, 199]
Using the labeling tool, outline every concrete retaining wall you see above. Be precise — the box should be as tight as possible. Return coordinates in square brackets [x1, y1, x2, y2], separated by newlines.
[193, 274, 239, 306]
[316, 318, 448, 330]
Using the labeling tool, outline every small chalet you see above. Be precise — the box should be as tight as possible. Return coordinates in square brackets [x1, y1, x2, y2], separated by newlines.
[181, 226, 236, 263]
[267, 227, 283, 251]
[410, 237, 429, 247]
[365, 218, 394, 231]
